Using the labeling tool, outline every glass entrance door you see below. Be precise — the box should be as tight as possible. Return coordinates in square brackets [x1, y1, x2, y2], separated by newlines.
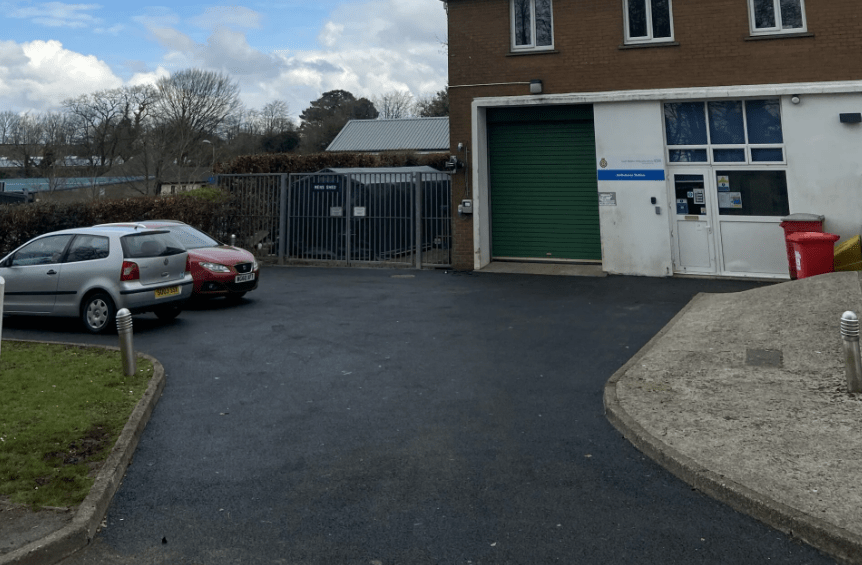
[671, 171, 716, 274]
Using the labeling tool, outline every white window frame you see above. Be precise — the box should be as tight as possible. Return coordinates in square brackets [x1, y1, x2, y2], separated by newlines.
[510, 0, 554, 52]
[664, 100, 786, 166]
[747, 0, 807, 35]
[623, 0, 674, 44]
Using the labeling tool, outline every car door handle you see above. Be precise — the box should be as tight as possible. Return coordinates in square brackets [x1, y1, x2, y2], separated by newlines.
[46, 269, 57, 275]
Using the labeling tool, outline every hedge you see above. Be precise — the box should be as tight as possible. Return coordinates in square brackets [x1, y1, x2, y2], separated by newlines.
[0, 151, 450, 256]
[218, 151, 449, 174]
[0, 189, 232, 257]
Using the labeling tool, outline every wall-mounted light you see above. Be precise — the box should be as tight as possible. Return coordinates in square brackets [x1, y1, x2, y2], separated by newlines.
[529, 80, 543, 94]
[839, 113, 862, 124]
[790, 95, 801, 105]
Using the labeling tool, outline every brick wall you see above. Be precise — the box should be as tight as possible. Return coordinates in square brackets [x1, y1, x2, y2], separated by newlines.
[445, 0, 862, 269]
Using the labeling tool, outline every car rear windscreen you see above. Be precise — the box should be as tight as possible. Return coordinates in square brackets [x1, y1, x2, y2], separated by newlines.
[121, 232, 185, 258]
[165, 225, 220, 249]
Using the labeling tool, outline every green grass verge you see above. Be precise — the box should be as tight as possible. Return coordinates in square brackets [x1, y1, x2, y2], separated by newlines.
[0, 341, 153, 509]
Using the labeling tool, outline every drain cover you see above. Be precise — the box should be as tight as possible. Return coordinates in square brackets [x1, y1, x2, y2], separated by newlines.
[745, 349, 783, 367]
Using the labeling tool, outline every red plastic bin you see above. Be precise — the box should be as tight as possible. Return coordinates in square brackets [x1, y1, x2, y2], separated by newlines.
[786, 232, 840, 279]
[780, 214, 824, 279]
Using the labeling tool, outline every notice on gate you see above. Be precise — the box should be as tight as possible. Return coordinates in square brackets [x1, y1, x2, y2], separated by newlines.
[353, 206, 367, 217]
[330, 206, 343, 217]
[313, 183, 339, 191]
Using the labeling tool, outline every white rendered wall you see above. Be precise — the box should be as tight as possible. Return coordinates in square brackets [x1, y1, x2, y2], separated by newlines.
[594, 102, 673, 277]
[782, 93, 862, 242]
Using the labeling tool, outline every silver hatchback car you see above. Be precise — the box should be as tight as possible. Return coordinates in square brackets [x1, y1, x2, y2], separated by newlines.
[0, 225, 194, 333]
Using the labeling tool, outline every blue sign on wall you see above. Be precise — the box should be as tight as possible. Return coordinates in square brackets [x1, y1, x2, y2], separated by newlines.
[597, 170, 666, 181]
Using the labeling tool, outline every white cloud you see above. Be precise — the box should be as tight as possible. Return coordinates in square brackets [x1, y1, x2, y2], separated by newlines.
[265, 0, 447, 112]
[94, 24, 125, 36]
[0, 0, 447, 117]
[319, 22, 344, 48]
[128, 66, 170, 87]
[190, 6, 262, 31]
[124, 0, 446, 115]
[131, 7, 180, 29]
[9, 2, 101, 28]
[0, 39, 121, 112]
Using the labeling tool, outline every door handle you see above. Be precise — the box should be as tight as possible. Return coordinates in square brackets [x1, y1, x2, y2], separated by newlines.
[46, 269, 57, 275]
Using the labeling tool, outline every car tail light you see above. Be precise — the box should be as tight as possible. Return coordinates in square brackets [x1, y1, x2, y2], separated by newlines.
[185, 255, 191, 274]
[121, 260, 140, 281]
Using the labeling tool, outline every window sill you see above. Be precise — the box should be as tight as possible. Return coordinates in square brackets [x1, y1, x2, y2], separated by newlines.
[507, 49, 559, 57]
[745, 31, 814, 41]
[618, 41, 679, 50]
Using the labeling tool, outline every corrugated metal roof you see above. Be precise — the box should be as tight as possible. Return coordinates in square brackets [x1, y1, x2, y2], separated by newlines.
[326, 117, 449, 152]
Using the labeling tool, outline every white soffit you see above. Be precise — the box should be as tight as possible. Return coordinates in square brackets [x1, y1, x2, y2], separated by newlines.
[472, 80, 862, 109]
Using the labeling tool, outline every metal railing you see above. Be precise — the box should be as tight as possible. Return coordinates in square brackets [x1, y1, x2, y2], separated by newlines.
[216, 171, 451, 268]
[216, 174, 285, 258]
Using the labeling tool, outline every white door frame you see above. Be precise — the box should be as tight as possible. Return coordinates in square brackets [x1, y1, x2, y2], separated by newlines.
[669, 168, 719, 275]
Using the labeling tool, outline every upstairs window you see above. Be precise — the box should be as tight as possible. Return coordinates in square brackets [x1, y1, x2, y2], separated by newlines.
[748, 0, 806, 35]
[512, 0, 554, 51]
[624, 0, 673, 44]
[664, 99, 785, 164]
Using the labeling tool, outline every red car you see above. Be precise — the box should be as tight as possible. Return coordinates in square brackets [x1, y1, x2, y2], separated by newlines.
[99, 221, 260, 300]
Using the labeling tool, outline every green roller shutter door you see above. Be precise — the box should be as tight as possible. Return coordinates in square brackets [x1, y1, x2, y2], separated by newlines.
[488, 105, 601, 261]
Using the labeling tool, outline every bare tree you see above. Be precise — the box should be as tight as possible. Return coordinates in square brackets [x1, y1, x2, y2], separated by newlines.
[37, 112, 75, 193]
[114, 84, 161, 195]
[0, 111, 20, 144]
[373, 90, 415, 120]
[6, 113, 45, 177]
[154, 69, 242, 167]
[259, 100, 293, 134]
[63, 88, 127, 174]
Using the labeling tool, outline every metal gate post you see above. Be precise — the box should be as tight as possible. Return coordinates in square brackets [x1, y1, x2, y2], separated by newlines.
[345, 174, 352, 266]
[415, 173, 423, 269]
[0, 276, 4, 359]
[278, 174, 288, 265]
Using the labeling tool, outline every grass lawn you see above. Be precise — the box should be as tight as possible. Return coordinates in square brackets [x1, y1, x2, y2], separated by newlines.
[0, 341, 153, 509]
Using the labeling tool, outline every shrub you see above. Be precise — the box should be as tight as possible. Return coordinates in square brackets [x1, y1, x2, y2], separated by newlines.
[0, 194, 233, 256]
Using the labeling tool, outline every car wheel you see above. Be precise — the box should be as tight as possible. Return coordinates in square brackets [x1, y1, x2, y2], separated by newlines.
[154, 304, 182, 321]
[81, 292, 116, 334]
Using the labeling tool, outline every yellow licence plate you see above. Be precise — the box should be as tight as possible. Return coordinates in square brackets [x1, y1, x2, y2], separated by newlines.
[155, 286, 180, 299]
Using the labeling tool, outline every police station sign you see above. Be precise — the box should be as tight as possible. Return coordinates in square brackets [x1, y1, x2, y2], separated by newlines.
[597, 156, 666, 181]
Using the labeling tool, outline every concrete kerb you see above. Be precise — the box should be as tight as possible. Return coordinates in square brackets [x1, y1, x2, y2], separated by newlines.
[0, 340, 165, 565]
[603, 291, 862, 565]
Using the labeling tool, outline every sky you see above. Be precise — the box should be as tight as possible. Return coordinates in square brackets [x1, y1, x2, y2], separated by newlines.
[0, 0, 448, 121]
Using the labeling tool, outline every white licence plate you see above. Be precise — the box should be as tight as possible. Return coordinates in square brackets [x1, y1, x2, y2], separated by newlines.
[235, 273, 255, 283]
[155, 286, 180, 299]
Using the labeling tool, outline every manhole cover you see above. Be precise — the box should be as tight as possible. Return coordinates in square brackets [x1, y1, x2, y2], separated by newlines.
[745, 348, 783, 367]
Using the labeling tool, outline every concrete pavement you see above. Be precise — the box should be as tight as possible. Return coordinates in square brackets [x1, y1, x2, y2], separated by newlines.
[605, 271, 862, 565]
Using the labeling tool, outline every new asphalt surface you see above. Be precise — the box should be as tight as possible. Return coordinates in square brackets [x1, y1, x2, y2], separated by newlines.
[0, 266, 848, 564]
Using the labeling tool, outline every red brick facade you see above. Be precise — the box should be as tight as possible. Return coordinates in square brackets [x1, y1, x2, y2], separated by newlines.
[445, 0, 861, 269]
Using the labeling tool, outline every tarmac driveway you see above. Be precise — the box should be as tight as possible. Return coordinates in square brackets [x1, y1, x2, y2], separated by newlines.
[2, 267, 835, 564]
